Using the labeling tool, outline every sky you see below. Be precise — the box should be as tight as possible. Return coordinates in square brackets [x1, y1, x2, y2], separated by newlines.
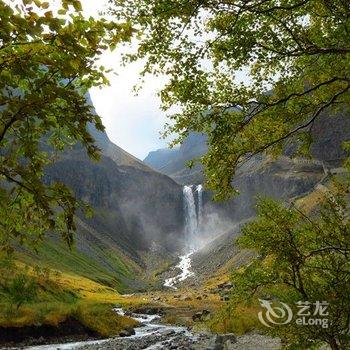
[82, 0, 170, 160]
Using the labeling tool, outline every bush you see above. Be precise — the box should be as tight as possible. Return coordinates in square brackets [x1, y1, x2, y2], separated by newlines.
[74, 302, 138, 337]
[2, 273, 38, 310]
[228, 187, 350, 350]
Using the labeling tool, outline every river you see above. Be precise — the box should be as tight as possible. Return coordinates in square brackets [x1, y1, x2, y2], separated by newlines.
[23, 307, 214, 350]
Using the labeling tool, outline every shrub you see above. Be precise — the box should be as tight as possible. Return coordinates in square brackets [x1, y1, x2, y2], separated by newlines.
[2, 273, 38, 310]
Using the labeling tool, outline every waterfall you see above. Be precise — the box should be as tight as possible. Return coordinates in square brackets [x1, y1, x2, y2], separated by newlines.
[183, 184, 203, 250]
[164, 184, 204, 288]
[183, 185, 198, 249]
[196, 184, 203, 229]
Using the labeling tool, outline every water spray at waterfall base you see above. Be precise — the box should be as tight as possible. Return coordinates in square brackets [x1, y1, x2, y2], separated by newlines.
[164, 184, 203, 289]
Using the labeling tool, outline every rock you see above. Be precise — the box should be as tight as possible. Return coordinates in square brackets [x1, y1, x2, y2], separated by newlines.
[202, 310, 211, 321]
[133, 306, 164, 315]
[207, 333, 237, 350]
[179, 295, 191, 301]
[220, 333, 236, 344]
[192, 312, 203, 321]
[36, 336, 45, 344]
[161, 330, 176, 337]
[192, 309, 211, 321]
[206, 334, 224, 350]
[218, 282, 234, 290]
[153, 296, 161, 301]
[119, 326, 135, 337]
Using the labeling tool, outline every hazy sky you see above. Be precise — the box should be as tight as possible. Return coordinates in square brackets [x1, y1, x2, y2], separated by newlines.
[82, 0, 169, 160]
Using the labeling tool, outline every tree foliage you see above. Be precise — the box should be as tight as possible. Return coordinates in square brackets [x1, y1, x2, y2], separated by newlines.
[0, 0, 133, 252]
[110, 0, 350, 199]
[229, 186, 350, 349]
[3, 273, 38, 310]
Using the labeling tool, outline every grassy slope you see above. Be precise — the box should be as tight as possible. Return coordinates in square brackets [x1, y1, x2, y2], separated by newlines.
[0, 261, 139, 337]
[20, 237, 140, 293]
[0, 221, 144, 339]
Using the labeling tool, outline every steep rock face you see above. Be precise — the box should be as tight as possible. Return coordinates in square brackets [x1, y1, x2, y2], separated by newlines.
[46, 132, 184, 255]
[204, 155, 325, 225]
[310, 110, 350, 166]
[161, 112, 349, 283]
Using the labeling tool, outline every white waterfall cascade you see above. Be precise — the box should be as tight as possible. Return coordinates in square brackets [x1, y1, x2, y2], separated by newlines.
[164, 184, 203, 289]
[183, 185, 198, 249]
[196, 184, 203, 229]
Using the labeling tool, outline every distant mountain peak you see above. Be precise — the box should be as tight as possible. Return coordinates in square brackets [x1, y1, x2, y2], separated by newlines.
[143, 132, 207, 184]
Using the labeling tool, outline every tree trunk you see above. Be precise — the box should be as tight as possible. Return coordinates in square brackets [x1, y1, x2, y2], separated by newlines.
[329, 338, 340, 350]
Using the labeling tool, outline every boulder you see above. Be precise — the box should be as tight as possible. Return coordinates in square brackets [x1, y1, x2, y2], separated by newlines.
[119, 326, 135, 337]
[218, 282, 234, 290]
[220, 333, 236, 344]
[192, 312, 203, 321]
[207, 333, 237, 349]
[192, 309, 211, 321]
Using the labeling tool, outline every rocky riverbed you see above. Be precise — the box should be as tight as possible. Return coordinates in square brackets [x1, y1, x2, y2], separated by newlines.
[22, 308, 281, 350]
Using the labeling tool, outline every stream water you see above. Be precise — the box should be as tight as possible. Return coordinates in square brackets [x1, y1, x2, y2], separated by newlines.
[24, 308, 206, 350]
[163, 252, 194, 289]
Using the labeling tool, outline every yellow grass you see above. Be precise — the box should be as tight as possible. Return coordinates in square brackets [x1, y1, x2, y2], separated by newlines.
[208, 304, 262, 335]
[0, 262, 138, 336]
